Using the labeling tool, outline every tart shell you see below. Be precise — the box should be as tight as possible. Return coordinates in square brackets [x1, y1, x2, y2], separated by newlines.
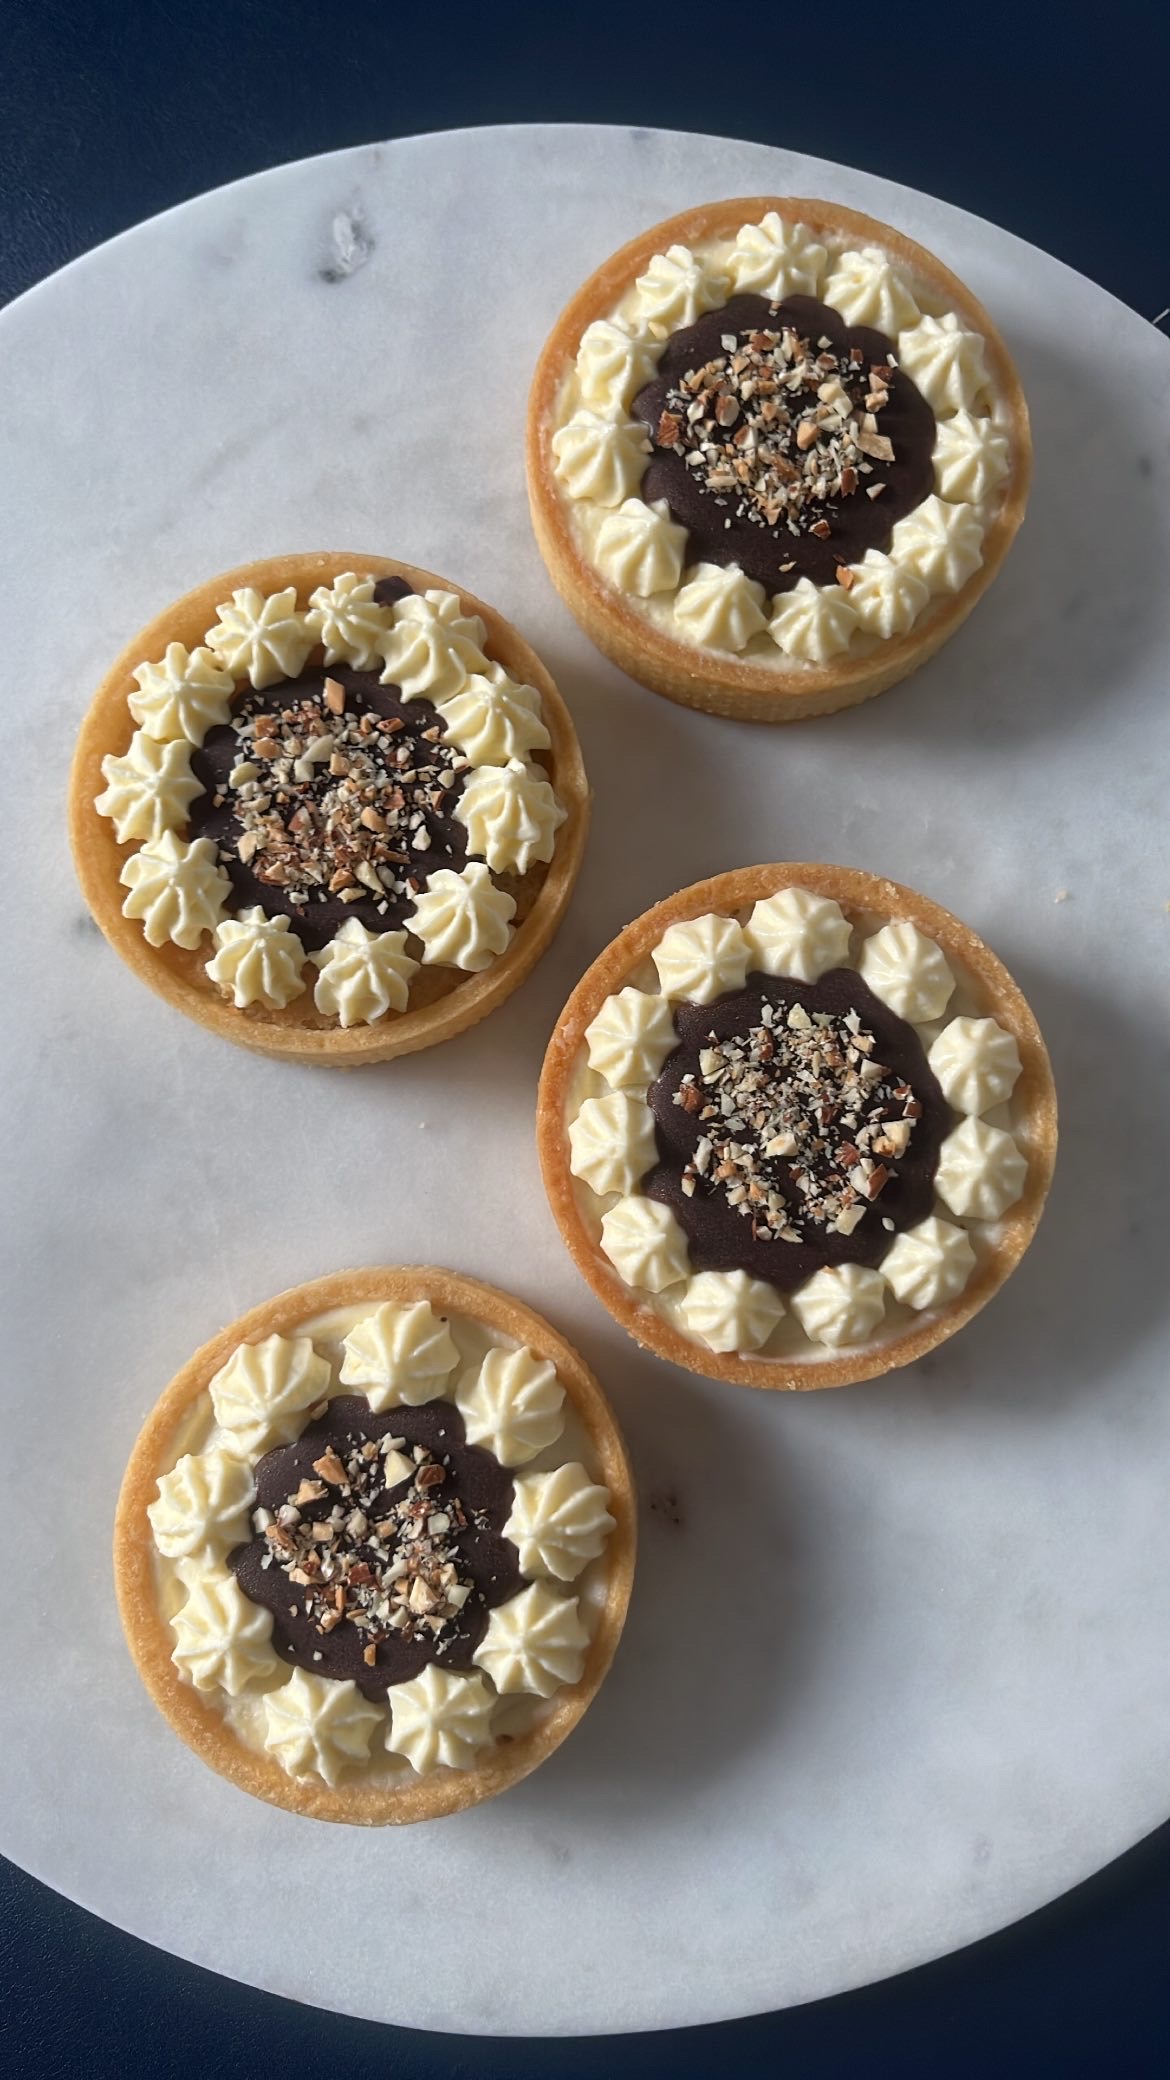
[537, 865, 1057, 1391]
[115, 1266, 636, 1825]
[70, 553, 590, 1063]
[527, 199, 1032, 723]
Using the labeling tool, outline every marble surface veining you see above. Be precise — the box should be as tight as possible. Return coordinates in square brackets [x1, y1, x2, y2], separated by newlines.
[0, 124, 1169, 2035]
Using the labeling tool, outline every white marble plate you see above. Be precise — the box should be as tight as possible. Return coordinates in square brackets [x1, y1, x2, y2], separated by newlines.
[1, 124, 1168, 2036]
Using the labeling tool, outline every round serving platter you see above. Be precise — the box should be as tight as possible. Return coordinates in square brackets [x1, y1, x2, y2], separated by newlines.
[0, 123, 1167, 2034]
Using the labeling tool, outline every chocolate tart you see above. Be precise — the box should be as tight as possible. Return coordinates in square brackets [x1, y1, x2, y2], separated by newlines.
[115, 1267, 634, 1825]
[70, 554, 589, 1062]
[538, 866, 1056, 1391]
[527, 199, 1031, 722]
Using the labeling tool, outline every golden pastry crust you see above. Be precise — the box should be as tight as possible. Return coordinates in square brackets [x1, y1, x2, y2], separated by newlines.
[115, 1267, 635, 1824]
[537, 865, 1057, 1391]
[527, 198, 1031, 723]
[70, 553, 590, 1062]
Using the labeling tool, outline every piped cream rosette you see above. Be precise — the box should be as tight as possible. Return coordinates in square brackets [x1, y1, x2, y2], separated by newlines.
[527, 199, 1031, 721]
[115, 1268, 634, 1825]
[538, 866, 1056, 1391]
[71, 554, 589, 1062]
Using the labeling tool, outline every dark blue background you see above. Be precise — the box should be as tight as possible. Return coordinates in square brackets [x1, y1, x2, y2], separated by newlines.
[3, 2, 1169, 2072]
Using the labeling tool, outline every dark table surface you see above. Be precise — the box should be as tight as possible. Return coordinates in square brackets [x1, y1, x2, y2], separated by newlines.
[3, 3, 1169, 2074]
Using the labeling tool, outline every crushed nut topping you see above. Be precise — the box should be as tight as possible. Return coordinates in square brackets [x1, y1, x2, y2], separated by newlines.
[652, 324, 896, 542]
[203, 676, 469, 918]
[253, 1428, 486, 1669]
[673, 999, 923, 1241]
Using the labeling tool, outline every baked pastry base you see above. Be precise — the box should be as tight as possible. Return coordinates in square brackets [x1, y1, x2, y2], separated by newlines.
[527, 199, 1032, 723]
[70, 554, 590, 1062]
[115, 1266, 636, 1824]
[538, 865, 1057, 1391]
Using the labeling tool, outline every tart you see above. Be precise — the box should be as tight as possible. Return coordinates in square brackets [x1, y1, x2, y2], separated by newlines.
[527, 199, 1030, 722]
[538, 866, 1056, 1391]
[115, 1267, 633, 1824]
[70, 554, 589, 1062]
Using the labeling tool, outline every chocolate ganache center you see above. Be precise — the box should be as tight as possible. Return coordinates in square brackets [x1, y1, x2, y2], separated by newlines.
[229, 1397, 521, 1699]
[632, 294, 935, 593]
[643, 969, 949, 1292]
[187, 580, 473, 951]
